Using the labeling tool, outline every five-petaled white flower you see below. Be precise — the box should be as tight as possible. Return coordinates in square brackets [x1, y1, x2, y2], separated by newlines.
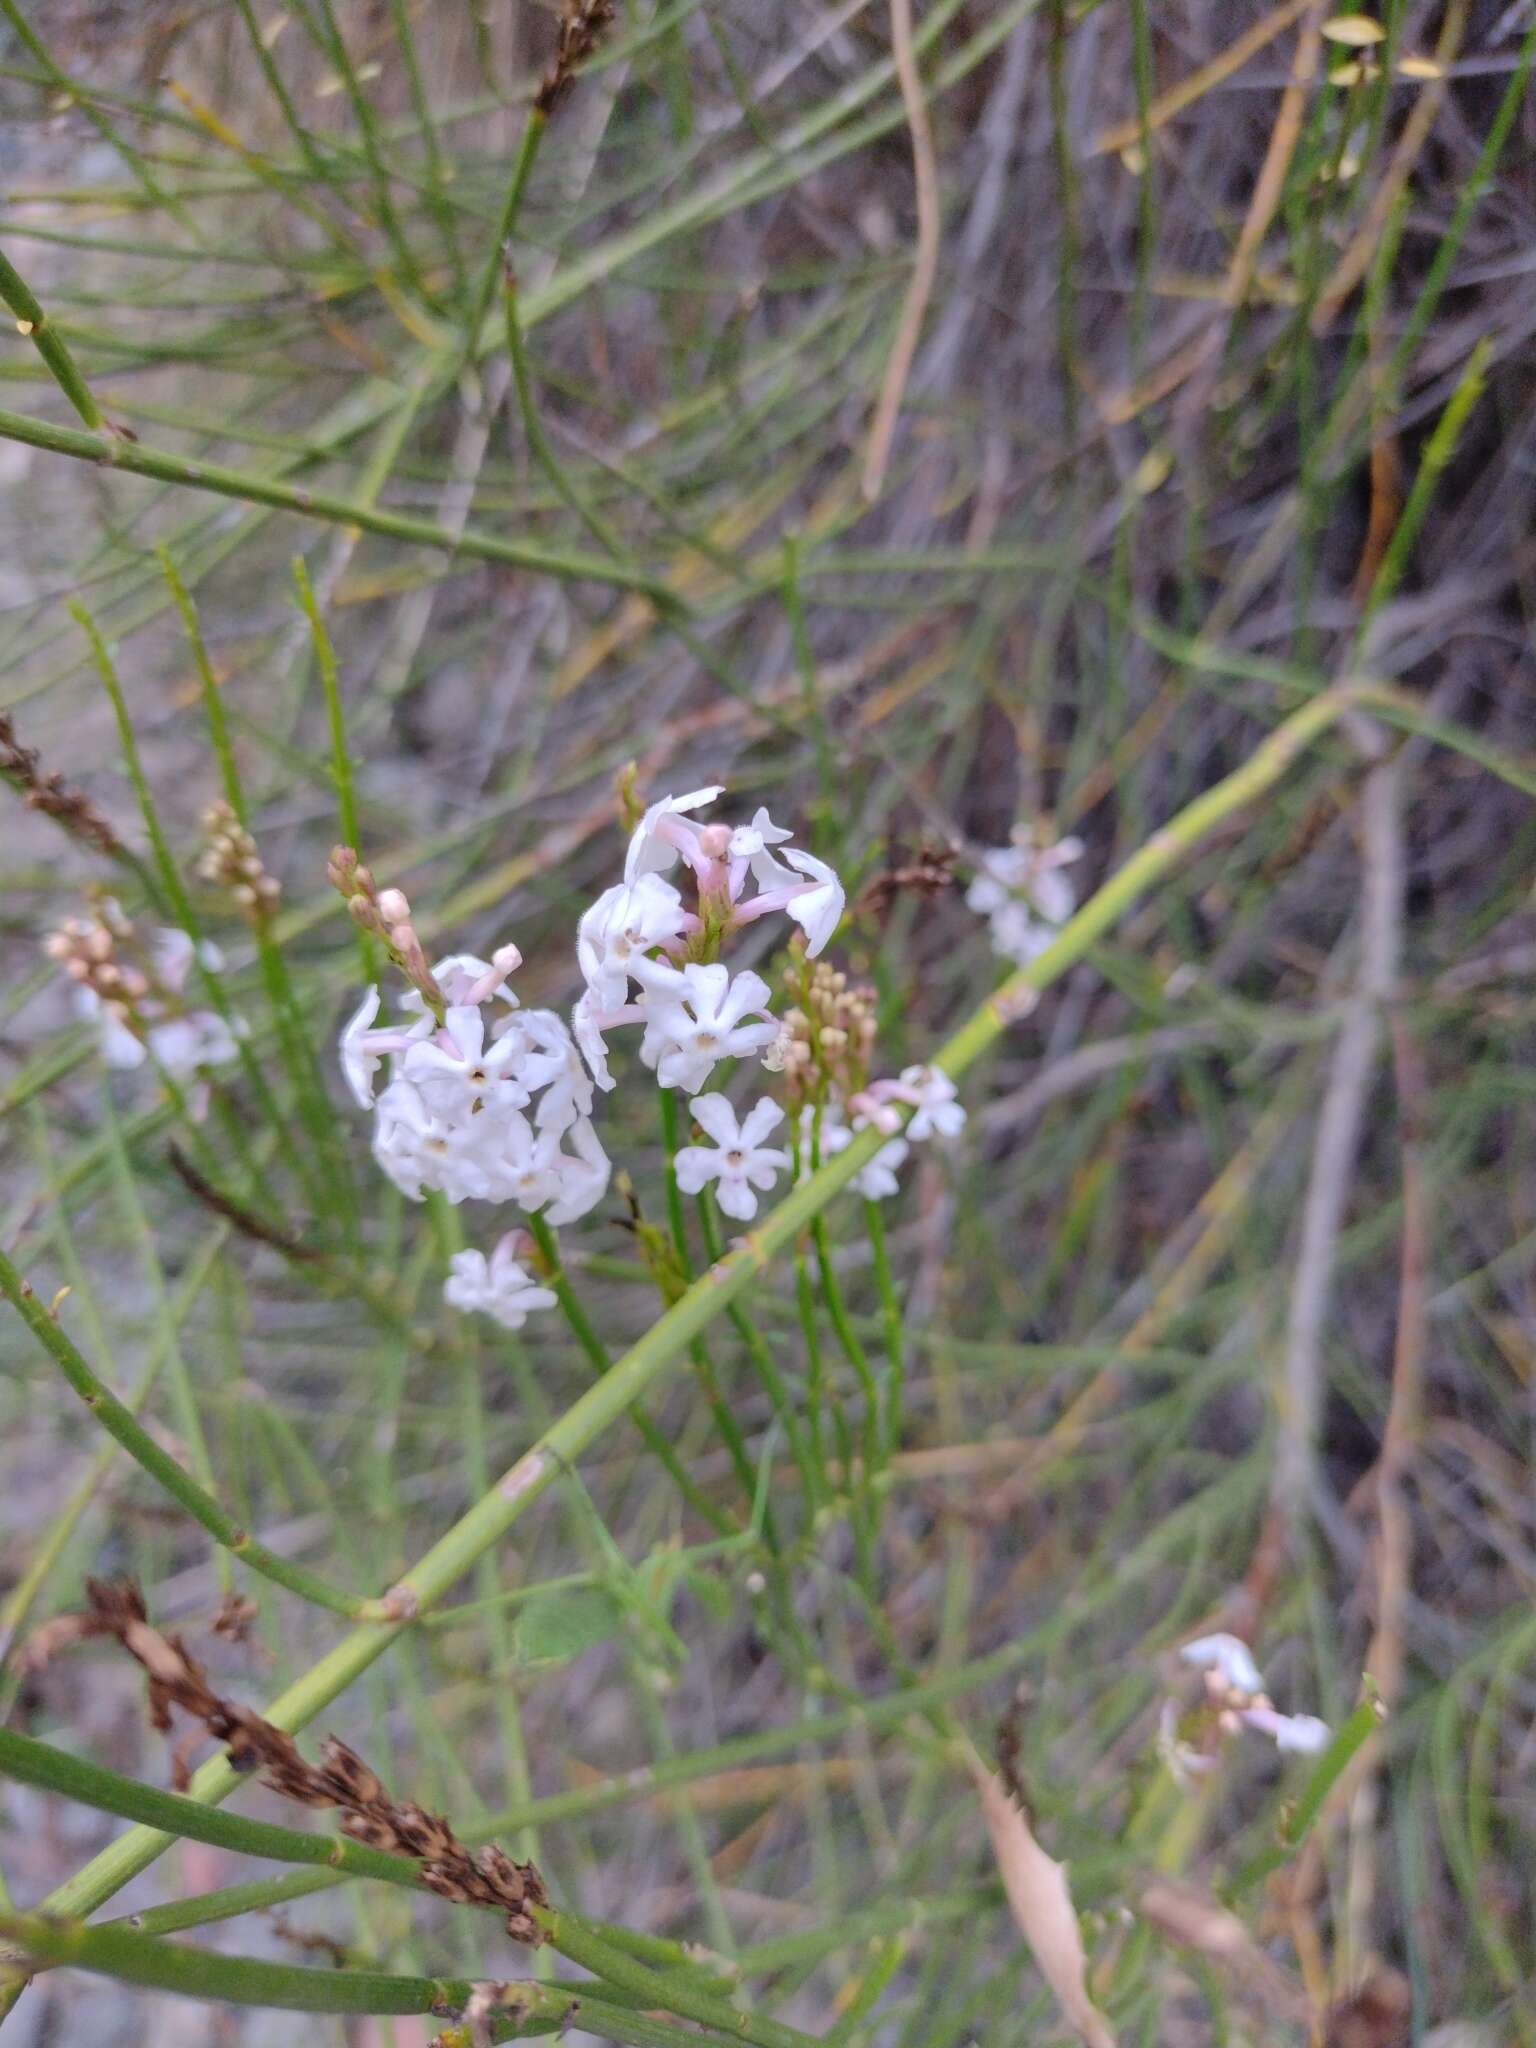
[636, 961, 778, 1095]
[967, 835, 1083, 966]
[577, 875, 691, 1006]
[673, 1094, 790, 1220]
[890, 1065, 964, 1141]
[443, 1237, 557, 1331]
[624, 785, 727, 884]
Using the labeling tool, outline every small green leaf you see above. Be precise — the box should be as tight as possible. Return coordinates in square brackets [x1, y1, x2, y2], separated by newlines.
[512, 1586, 622, 1665]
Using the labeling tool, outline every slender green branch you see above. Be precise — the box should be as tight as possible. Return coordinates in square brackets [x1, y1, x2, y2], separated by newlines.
[539, 1909, 822, 2048]
[525, 1211, 730, 1532]
[0, 406, 677, 599]
[864, 1200, 906, 1456]
[29, 682, 1377, 1929]
[464, 110, 547, 366]
[0, 1908, 481, 2017]
[0, 244, 107, 430]
[0, 1727, 422, 1889]
[0, 1246, 365, 1620]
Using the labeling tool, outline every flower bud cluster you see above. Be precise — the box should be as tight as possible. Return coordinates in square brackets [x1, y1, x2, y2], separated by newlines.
[777, 960, 879, 1111]
[44, 898, 241, 1084]
[775, 956, 965, 1203]
[198, 800, 280, 919]
[328, 847, 445, 1019]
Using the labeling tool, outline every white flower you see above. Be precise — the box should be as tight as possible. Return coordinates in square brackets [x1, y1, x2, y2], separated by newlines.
[571, 988, 620, 1091]
[1180, 1634, 1265, 1698]
[420, 948, 521, 1009]
[577, 875, 690, 1005]
[636, 961, 778, 1094]
[148, 1011, 241, 1076]
[1239, 1706, 1330, 1755]
[795, 1103, 906, 1198]
[401, 1004, 532, 1121]
[542, 1114, 611, 1225]
[893, 1064, 964, 1141]
[967, 836, 1083, 966]
[340, 986, 432, 1108]
[777, 847, 844, 956]
[744, 842, 845, 957]
[340, 987, 385, 1107]
[673, 1094, 790, 1221]
[624, 785, 725, 884]
[511, 1008, 594, 1131]
[725, 805, 793, 864]
[373, 1078, 500, 1205]
[853, 1132, 909, 1201]
[443, 1238, 557, 1331]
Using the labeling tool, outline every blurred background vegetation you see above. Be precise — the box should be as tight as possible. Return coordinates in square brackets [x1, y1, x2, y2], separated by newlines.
[2, 2, 1535, 2043]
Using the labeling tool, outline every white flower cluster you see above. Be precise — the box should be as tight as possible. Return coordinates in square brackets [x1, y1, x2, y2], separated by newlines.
[341, 947, 609, 1226]
[967, 833, 1083, 965]
[46, 908, 242, 1080]
[797, 1064, 964, 1203]
[1158, 1633, 1330, 1788]
[570, 786, 844, 1098]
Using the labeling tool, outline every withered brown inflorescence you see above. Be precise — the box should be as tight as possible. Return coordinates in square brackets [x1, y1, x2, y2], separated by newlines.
[20, 1579, 550, 1943]
[533, 0, 616, 118]
[0, 708, 122, 857]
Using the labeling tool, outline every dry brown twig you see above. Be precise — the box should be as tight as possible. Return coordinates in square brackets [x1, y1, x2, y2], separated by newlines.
[0, 708, 122, 858]
[19, 1580, 549, 1942]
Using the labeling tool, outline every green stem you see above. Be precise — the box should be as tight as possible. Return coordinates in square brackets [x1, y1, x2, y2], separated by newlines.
[526, 1212, 731, 1533]
[29, 684, 1372, 1931]
[811, 1215, 880, 1481]
[540, 1909, 821, 2048]
[657, 1089, 768, 1535]
[696, 1187, 817, 1504]
[0, 1247, 365, 1620]
[464, 110, 547, 365]
[0, 243, 106, 430]
[0, 405, 674, 599]
[864, 1199, 906, 1456]
[0, 1907, 483, 2017]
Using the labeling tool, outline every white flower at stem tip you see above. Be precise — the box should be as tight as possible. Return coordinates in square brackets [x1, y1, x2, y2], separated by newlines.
[1180, 1633, 1265, 1699]
[577, 874, 691, 1005]
[892, 1064, 965, 1141]
[852, 1130, 909, 1201]
[443, 1236, 557, 1331]
[401, 1004, 533, 1120]
[738, 843, 846, 957]
[636, 960, 778, 1094]
[1239, 1705, 1330, 1755]
[624, 785, 726, 884]
[673, 1094, 790, 1221]
[967, 835, 1084, 966]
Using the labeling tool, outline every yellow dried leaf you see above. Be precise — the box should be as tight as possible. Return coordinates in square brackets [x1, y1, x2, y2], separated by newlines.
[1323, 15, 1387, 45]
[971, 1762, 1115, 2048]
